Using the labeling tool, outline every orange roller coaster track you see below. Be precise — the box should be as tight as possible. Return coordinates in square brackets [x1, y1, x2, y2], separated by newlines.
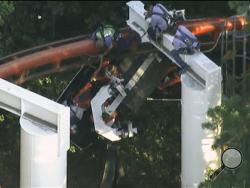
[0, 16, 247, 88]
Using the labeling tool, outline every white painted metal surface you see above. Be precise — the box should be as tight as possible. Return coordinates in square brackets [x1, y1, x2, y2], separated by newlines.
[91, 85, 121, 141]
[126, 1, 222, 187]
[106, 53, 156, 115]
[181, 75, 220, 188]
[0, 78, 70, 187]
[91, 54, 157, 141]
[20, 117, 67, 187]
[126, 1, 222, 89]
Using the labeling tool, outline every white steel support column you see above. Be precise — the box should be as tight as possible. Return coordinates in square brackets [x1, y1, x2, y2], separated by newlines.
[20, 118, 67, 187]
[126, 1, 222, 186]
[181, 74, 221, 188]
[0, 79, 70, 188]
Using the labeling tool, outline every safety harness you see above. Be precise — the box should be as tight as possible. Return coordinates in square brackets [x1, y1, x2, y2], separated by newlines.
[174, 26, 199, 49]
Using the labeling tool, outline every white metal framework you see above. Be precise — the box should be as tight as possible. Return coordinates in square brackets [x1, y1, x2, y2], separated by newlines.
[0, 78, 70, 188]
[126, 1, 222, 187]
[91, 54, 157, 141]
[126, 1, 221, 90]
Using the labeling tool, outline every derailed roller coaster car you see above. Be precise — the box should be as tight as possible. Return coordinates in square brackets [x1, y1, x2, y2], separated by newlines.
[57, 44, 175, 145]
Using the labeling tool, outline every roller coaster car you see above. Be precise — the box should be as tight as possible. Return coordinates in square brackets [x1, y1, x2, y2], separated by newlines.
[56, 44, 174, 146]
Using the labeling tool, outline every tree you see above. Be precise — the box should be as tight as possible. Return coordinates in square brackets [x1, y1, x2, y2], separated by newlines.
[0, 1, 14, 56]
[228, 1, 250, 15]
[0, 1, 14, 26]
[200, 94, 250, 187]
[0, 1, 128, 56]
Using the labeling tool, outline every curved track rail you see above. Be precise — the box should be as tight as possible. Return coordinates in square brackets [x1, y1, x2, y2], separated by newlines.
[0, 16, 248, 85]
[0, 35, 90, 64]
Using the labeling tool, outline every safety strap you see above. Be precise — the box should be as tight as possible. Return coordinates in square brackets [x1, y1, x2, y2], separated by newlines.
[173, 35, 196, 55]
[174, 35, 193, 47]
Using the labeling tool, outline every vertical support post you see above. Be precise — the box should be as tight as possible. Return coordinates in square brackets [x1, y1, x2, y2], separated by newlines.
[242, 28, 247, 96]
[20, 117, 67, 188]
[225, 29, 229, 96]
[125, 2, 222, 187]
[220, 31, 225, 94]
[181, 75, 220, 188]
[232, 17, 236, 96]
[0, 78, 70, 188]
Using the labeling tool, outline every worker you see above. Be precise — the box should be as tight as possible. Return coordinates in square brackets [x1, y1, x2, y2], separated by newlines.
[116, 29, 141, 53]
[145, 3, 172, 42]
[171, 25, 200, 74]
[91, 24, 117, 51]
[91, 24, 118, 81]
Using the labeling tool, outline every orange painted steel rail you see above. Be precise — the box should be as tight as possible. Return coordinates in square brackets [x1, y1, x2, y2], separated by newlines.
[180, 15, 246, 36]
[0, 39, 98, 81]
[0, 16, 247, 88]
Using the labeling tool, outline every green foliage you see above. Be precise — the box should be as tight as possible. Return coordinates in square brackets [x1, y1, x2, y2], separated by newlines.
[0, 110, 20, 187]
[0, 1, 14, 26]
[0, 114, 4, 122]
[24, 75, 70, 100]
[201, 94, 250, 187]
[69, 145, 77, 153]
[0, 1, 14, 56]
[118, 101, 181, 187]
[0, 1, 128, 56]
[228, 1, 250, 34]
[228, 1, 250, 15]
